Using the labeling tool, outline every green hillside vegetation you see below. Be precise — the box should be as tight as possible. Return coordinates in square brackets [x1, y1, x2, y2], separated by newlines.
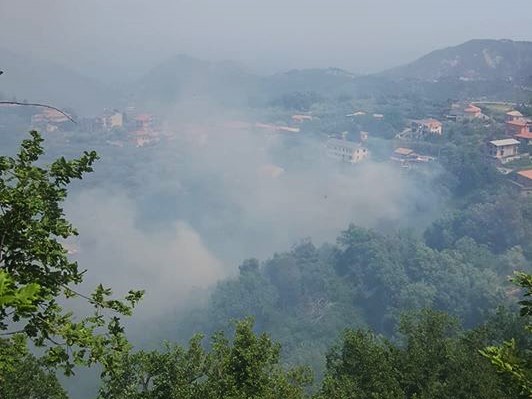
[0, 127, 530, 398]
[2, 39, 532, 398]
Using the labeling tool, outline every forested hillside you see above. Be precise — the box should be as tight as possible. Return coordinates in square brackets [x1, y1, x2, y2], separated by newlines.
[2, 35, 532, 398]
[176, 213, 528, 378]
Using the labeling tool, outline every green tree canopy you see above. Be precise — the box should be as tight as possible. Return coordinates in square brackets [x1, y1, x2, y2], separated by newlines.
[99, 318, 312, 399]
[0, 131, 143, 382]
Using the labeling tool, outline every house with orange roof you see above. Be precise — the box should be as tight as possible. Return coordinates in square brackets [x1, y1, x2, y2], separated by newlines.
[390, 147, 434, 167]
[511, 169, 532, 196]
[448, 103, 488, 121]
[463, 103, 489, 120]
[464, 104, 482, 118]
[31, 108, 72, 133]
[515, 131, 532, 144]
[506, 110, 524, 122]
[412, 118, 443, 135]
[506, 116, 532, 138]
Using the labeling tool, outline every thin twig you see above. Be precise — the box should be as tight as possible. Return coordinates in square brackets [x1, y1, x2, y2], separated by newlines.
[0, 329, 25, 336]
[61, 284, 96, 304]
[0, 229, 6, 265]
[0, 101, 77, 123]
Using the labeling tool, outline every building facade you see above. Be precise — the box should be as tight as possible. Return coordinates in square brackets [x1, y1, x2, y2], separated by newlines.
[326, 138, 369, 164]
[487, 139, 520, 163]
[102, 111, 124, 130]
[411, 118, 443, 135]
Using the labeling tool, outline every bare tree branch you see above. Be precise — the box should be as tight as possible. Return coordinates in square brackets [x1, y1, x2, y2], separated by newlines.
[0, 329, 25, 336]
[0, 101, 77, 123]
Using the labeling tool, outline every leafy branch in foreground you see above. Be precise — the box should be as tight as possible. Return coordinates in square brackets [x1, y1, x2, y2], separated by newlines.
[481, 271, 532, 397]
[0, 131, 143, 380]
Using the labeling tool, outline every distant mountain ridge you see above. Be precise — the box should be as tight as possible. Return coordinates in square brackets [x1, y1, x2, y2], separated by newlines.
[132, 54, 364, 109]
[135, 39, 532, 107]
[0, 48, 115, 114]
[382, 39, 532, 83]
[3, 39, 532, 114]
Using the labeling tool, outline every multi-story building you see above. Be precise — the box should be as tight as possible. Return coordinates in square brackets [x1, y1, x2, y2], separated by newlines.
[326, 138, 369, 164]
[506, 110, 524, 122]
[487, 138, 520, 163]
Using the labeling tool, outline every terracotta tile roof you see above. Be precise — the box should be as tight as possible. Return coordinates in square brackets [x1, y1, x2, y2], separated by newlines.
[417, 118, 442, 128]
[517, 169, 532, 180]
[465, 104, 481, 113]
[515, 131, 532, 139]
[507, 119, 528, 127]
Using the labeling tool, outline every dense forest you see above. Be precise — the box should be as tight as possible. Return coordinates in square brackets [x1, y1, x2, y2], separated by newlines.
[0, 131, 530, 398]
[2, 37, 532, 398]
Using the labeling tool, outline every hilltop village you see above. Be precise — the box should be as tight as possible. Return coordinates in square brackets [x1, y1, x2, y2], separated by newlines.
[3, 96, 532, 194]
[3, 32, 532, 399]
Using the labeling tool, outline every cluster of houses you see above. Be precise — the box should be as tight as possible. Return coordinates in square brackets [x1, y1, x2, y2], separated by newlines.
[505, 110, 532, 144]
[482, 109, 532, 196]
[446, 103, 489, 121]
[30, 108, 161, 147]
[24, 101, 532, 189]
[326, 103, 532, 177]
[30, 108, 72, 132]
[326, 109, 443, 167]
[325, 133, 436, 169]
[485, 110, 532, 165]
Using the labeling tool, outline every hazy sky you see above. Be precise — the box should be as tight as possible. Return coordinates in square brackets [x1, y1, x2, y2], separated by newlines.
[1, 0, 532, 81]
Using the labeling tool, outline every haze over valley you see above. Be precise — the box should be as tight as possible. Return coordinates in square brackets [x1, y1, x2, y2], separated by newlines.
[1, 2, 532, 398]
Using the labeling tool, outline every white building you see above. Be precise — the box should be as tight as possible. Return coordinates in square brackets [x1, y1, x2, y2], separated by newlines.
[326, 138, 369, 164]
[102, 111, 124, 130]
[487, 138, 520, 164]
